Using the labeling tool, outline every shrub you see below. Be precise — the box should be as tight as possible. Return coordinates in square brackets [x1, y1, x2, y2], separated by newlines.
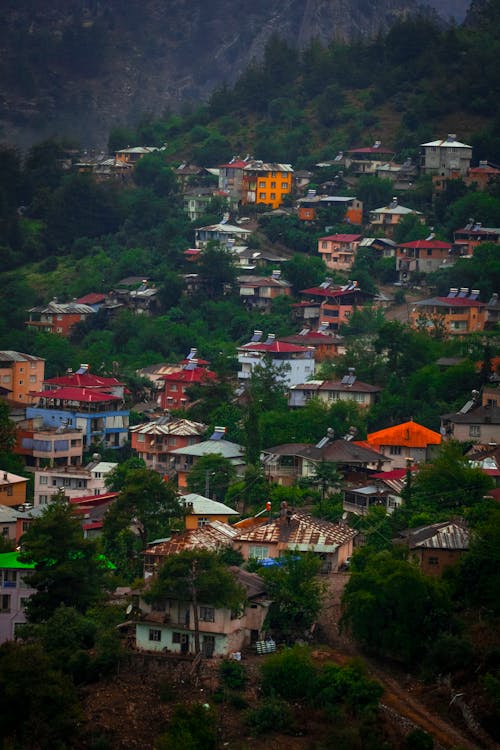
[219, 658, 247, 690]
[245, 697, 293, 734]
[405, 728, 434, 750]
[260, 645, 318, 701]
[155, 704, 217, 750]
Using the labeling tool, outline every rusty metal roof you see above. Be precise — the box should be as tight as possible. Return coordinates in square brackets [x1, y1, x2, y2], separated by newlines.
[401, 521, 469, 550]
[234, 511, 357, 553]
[144, 521, 239, 557]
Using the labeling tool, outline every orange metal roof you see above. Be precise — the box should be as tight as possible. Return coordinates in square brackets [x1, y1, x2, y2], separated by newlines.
[367, 420, 441, 448]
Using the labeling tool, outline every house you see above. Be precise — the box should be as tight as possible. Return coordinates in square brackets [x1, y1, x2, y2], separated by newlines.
[0, 505, 32, 546]
[230, 245, 289, 272]
[130, 417, 207, 474]
[317, 234, 363, 272]
[0, 351, 45, 405]
[0, 471, 28, 508]
[26, 300, 95, 337]
[69, 491, 119, 539]
[110, 279, 160, 315]
[174, 162, 205, 191]
[159, 362, 217, 411]
[143, 521, 240, 576]
[218, 157, 251, 201]
[465, 161, 500, 191]
[343, 142, 394, 175]
[369, 198, 424, 234]
[74, 293, 107, 312]
[32, 460, 117, 507]
[289, 369, 381, 408]
[114, 146, 164, 165]
[194, 220, 251, 250]
[485, 293, 500, 330]
[279, 329, 346, 361]
[343, 467, 413, 516]
[395, 521, 469, 577]
[241, 160, 293, 209]
[409, 287, 487, 335]
[441, 388, 500, 444]
[358, 237, 397, 259]
[0, 551, 36, 643]
[375, 159, 417, 189]
[236, 271, 291, 311]
[233, 510, 358, 573]
[297, 192, 363, 225]
[396, 239, 452, 284]
[366, 420, 441, 469]
[298, 280, 375, 332]
[14, 418, 84, 468]
[237, 331, 316, 387]
[261, 435, 387, 487]
[135, 566, 269, 657]
[180, 493, 239, 529]
[167, 429, 245, 490]
[420, 134, 472, 188]
[452, 222, 500, 257]
[26, 366, 129, 451]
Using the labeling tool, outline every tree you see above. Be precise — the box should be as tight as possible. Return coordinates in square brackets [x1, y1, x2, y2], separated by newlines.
[196, 243, 237, 299]
[186, 453, 237, 501]
[258, 552, 325, 641]
[102, 468, 181, 557]
[18, 498, 112, 623]
[340, 548, 453, 666]
[145, 550, 246, 654]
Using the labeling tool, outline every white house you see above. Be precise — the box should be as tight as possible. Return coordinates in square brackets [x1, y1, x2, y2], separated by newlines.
[237, 332, 316, 387]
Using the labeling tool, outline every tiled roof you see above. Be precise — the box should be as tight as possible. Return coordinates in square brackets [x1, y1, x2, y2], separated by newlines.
[234, 511, 357, 552]
[144, 521, 239, 556]
[367, 420, 441, 448]
[263, 439, 386, 465]
[399, 240, 452, 249]
[319, 234, 362, 242]
[32, 387, 121, 403]
[44, 373, 125, 388]
[238, 340, 312, 354]
[413, 297, 485, 308]
[130, 418, 206, 436]
[75, 293, 106, 305]
[0, 350, 45, 363]
[161, 368, 216, 384]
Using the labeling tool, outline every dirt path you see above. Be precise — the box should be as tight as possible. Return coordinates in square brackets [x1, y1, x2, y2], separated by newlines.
[317, 573, 496, 750]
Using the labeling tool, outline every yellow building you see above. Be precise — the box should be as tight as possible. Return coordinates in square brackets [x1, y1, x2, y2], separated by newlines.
[241, 161, 293, 209]
[0, 471, 28, 508]
[0, 351, 45, 405]
[181, 493, 239, 529]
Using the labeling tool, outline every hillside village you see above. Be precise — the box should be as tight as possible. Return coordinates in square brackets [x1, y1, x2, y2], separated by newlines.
[1, 6, 500, 743]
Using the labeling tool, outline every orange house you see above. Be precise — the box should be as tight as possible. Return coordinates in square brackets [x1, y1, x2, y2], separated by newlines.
[159, 364, 216, 411]
[241, 161, 293, 209]
[409, 288, 487, 336]
[26, 301, 95, 337]
[317, 234, 363, 272]
[0, 471, 28, 508]
[0, 351, 45, 405]
[181, 493, 239, 529]
[366, 420, 441, 469]
[130, 418, 206, 475]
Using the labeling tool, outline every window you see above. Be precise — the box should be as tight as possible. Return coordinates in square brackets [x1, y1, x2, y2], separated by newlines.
[259, 181, 266, 188]
[322, 241, 328, 249]
[249, 546, 269, 560]
[3, 570, 17, 586]
[2, 527, 9, 536]
[271, 181, 276, 188]
[259, 192, 266, 200]
[469, 425, 481, 437]
[18, 380, 24, 386]
[29, 375, 37, 383]
[0, 595, 11, 612]
[170, 384, 177, 392]
[148, 629, 162, 642]
[270, 193, 276, 200]
[39, 495, 48, 504]
[281, 182, 288, 189]
[39, 476, 48, 485]
[199, 606, 215, 622]
[63, 478, 71, 487]
[428, 556, 439, 566]
[389, 446, 402, 455]
[137, 434, 145, 442]
[172, 632, 181, 644]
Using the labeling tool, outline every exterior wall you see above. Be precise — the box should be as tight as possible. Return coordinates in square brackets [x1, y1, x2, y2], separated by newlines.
[15, 425, 83, 467]
[237, 352, 315, 387]
[409, 305, 486, 335]
[396, 247, 450, 282]
[25, 406, 129, 450]
[412, 548, 465, 577]
[421, 145, 472, 177]
[317, 390, 377, 408]
[132, 433, 195, 473]
[184, 513, 233, 530]
[371, 445, 427, 470]
[0, 479, 27, 508]
[26, 313, 87, 337]
[443, 421, 500, 444]
[33, 466, 111, 506]
[233, 540, 280, 561]
[0, 359, 44, 404]
[319, 302, 354, 331]
[317, 238, 361, 272]
[241, 170, 292, 209]
[0, 567, 34, 643]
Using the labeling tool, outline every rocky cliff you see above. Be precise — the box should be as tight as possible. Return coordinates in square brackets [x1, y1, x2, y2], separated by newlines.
[0, 0, 471, 149]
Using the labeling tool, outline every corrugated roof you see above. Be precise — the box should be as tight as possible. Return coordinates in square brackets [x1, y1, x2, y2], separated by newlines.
[0, 471, 28, 486]
[45, 373, 125, 388]
[28, 302, 95, 314]
[319, 234, 362, 242]
[399, 240, 452, 249]
[144, 521, 239, 556]
[402, 521, 469, 550]
[413, 297, 485, 308]
[234, 511, 357, 552]
[0, 350, 45, 363]
[32, 387, 121, 403]
[168, 438, 244, 459]
[181, 493, 239, 516]
[130, 418, 206, 437]
[238, 340, 311, 354]
[367, 420, 441, 448]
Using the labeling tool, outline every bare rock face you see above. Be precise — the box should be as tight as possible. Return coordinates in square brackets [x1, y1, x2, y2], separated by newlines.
[0, 0, 470, 148]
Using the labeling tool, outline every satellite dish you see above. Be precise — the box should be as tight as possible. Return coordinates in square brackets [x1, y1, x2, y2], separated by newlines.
[126, 604, 133, 615]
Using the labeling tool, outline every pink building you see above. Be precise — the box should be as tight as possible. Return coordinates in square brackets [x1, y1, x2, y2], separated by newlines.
[317, 234, 363, 272]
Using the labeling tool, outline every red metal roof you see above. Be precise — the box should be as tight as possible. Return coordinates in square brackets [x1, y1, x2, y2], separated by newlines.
[435, 297, 485, 307]
[239, 341, 311, 354]
[319, 234, 362, 242]
[300, 286, 362, 298]
[32, 387, 121, 403]
[347, 146, 393, 154]
[399, 240, 452, 249]
[45, 373, 125, 388]
[162, 368, 216, 384]
[75, 293, 106, 305]
[219, 159, 248, 168]
[69, 492, 118, 505]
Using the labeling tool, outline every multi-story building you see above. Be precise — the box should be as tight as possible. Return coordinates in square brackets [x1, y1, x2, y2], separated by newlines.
[0, 551, 35, 643]
[130, 417, 207, 474]
[26, 300, 95, 337]
[218, 157, 250, 201]
[14, 419, 84, 468]
[441, 386, 500, 445]
[452, 222, 500, 257]
[167, 429, 245, 490]
[317, 233, 363, 272]
[236, 271, 291, 311]
[194, 220, 251, 250]
[396, 239, 452, 284]
[26, 366, 129, 451]
[343, 142, 394, 175]
[298, 280, 374, 332]
[409, 288, 487, 335]
[369, 198, 424, 234]
[241, 161, 293, 209]
[159, 363, 216, 411]
[297, 193, 363, 225]
[0, 471, 28, 508]
[420, 134, 472, 183]
[366, 420, 442, 469]
[237, 332, 315, 387]
[289, 370, 381, 408]
[0, 351, 45, 405]
[33, 460, 117, 506]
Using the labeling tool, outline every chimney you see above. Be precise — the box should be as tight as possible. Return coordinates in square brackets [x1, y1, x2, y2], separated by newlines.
[271, 269, 281, 280]
[479, 160, 488, 167]
[447, 134, 457, 142]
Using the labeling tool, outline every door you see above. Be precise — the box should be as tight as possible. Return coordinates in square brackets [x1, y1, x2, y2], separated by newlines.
[202, 635, 215, 658]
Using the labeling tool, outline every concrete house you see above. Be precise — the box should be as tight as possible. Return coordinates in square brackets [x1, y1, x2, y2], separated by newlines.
[130, 417, 207, 475]
[441, 388, 500, 444]
[0, 552, 35, 643]
[420, 134, 472, 188]
[0, 351, 45, 405]
[135, 566, 269, 657]
[237, 331, 315, 387]
[409, 288, 487, 335]
[317, 233, 363, 272]
[0, 472, 28, 509]
[369, 198, 424, 234]
[395, 521, 469, 577]
[396, 239, 452, 284]
[289, 369, 381, 409]
[366, 420, 441, 469]
[26, 300, 95, 337]
[167, 429, 245, 490]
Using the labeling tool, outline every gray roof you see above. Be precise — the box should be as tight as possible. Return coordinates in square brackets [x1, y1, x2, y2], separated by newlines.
[181, 493, 239, 516]
[28, 301, 95, 314]
[0, 351, 45, 363]
[399, 522, 469, 551]
[169, 438, 245, 460]
[130, 418, 206, 437]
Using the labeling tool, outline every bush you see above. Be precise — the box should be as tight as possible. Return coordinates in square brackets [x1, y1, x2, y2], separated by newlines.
[219, 658, 246, 690]
[155, 704, 217, 750]
[260, 645, 318, 701]
[405, 728, 434, 750]
[245, 697, 294, 734]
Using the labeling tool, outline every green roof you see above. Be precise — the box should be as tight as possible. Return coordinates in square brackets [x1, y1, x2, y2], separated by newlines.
[0, 552, 36, 570]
